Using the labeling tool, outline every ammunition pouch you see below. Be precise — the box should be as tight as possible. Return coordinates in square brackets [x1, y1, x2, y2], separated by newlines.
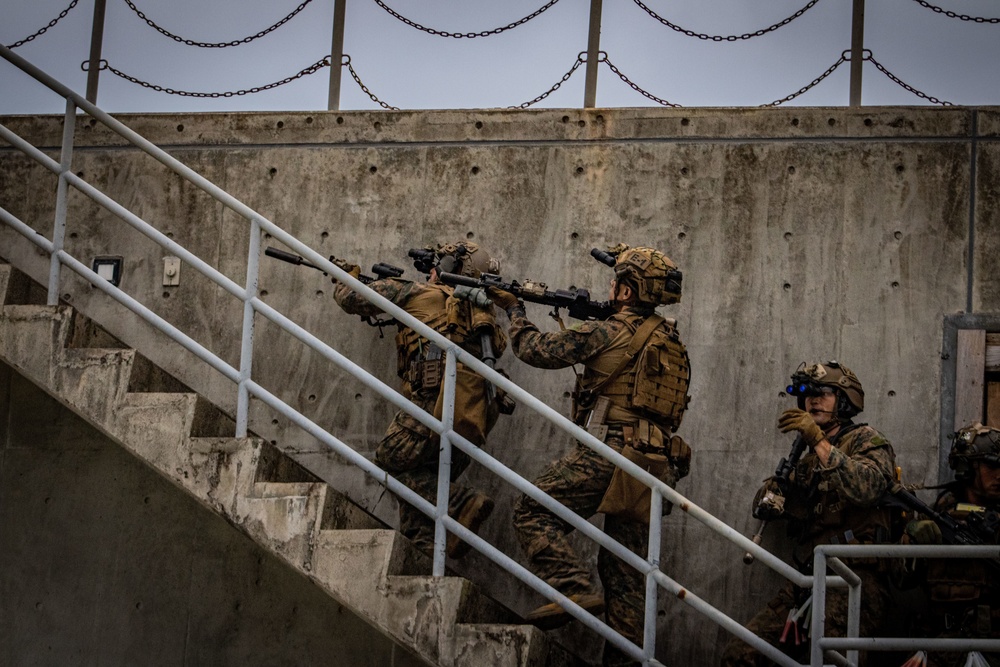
[597, 445, 677, 523]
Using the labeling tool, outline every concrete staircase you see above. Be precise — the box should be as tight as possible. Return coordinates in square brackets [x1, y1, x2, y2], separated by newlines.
[0, 264, 581, 667]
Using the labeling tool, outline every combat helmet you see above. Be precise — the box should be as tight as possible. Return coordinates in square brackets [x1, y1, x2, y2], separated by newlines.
[949, 423, 1000, 481]
[785, 360, 865, 420]
[604, 243, 682, 306]
[410, 241, 500, 279]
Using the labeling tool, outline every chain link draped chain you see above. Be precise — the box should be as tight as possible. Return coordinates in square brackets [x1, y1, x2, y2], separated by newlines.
[122, 0, 316, 48]
[632, 0, 823, 41]
[602, 54, 680, 107]
[86, 56, 331, 97]
[373, 0, 562, 38]
[344, 56, 399, 109]
[761, 52, 848, 106]
[910, 0, 1000, 23]
[867, 54, 953, 105]
[6, 0, 81, 49]
[513, 53, 584, 108]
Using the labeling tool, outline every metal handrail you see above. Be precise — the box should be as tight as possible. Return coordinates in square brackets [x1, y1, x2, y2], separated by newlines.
[1, 41, 841, 666]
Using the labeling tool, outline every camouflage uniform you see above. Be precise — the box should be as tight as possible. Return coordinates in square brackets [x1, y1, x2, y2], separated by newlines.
[333, 278, 491, 554]
[721, 424, 897, 667]
[508, 305, 686, 667]
[903, 489, 1000, 667]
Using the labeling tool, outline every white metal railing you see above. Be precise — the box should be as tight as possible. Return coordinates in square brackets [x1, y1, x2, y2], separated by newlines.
[7, 43, 995, 667]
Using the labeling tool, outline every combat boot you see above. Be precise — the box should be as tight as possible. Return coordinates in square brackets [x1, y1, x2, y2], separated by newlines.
[525, 592, 605, 630]
[447, 492, 495, 559]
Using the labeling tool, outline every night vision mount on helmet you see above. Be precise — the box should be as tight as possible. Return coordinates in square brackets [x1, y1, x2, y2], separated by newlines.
[785, 360, 864, 420]
[950, 423, 1000, 481]
[591, 244, 683, 306]
[408, 241, 500, 279]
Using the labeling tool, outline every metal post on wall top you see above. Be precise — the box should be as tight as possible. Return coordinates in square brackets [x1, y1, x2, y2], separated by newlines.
[849, 0, 865, 107]
[328, 0, 347, 111]
[583, 0, 603, 108]
[86, 0, 107, 104]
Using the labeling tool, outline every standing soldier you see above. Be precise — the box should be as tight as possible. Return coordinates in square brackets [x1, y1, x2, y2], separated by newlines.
[721, 361, 897, 667]
[490, 244, 692, 667]
[332, 241, 507, 559]
[897, 422, 1000, 667]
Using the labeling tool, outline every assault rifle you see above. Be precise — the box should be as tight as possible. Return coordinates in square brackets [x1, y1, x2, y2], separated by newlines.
[264, 246, 404, 335]
[744, 435, 807, 564]
[438, 272, 615, 323]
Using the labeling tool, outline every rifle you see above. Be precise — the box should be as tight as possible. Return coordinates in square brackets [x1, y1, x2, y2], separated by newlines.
[264, 246, 404, 336]
[744, 435, 807, 564]
[438, 272, 615, 323]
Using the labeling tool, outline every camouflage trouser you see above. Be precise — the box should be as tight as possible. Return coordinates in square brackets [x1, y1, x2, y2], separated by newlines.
[720, 568, 891, 667]
[374, 389, 476, 554]
[513, 435, 649, 667]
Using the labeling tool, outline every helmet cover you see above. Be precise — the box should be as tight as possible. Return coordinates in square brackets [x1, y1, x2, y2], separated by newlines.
[786, 360, 865, 419]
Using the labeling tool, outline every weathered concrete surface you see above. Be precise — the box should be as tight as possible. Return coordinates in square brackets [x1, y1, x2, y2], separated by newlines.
[0, 284, 579, 666]
[2, 106, 999, 664]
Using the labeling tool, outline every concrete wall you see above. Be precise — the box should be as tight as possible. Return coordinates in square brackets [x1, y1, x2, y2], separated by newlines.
[0, 361, 424, 667]
[2, 107, 999, 665]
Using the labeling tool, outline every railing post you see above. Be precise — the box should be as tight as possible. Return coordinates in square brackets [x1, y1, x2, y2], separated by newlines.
[49, 97, 77, 305]
[327, 0, 347, 111]
[86, 0, 108, 104]
[237, 219, 261, 437]
[643, 487, 663, 663]
[846, 573, 861, 667]
[849, 0, 865, 107]
[433, 351, 457, 577]
[811, 549, 828, 667]
[583, 0, 603, 108]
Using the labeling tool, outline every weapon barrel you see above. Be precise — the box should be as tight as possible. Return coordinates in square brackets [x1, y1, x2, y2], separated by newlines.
[265, 246, 322, 270]
[438, 272, 481, 288]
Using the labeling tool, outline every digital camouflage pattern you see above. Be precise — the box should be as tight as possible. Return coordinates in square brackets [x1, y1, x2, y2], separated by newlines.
[333, 278, 482, 554]
[508, 306, 682, 667]
[722, 423, 897, 667]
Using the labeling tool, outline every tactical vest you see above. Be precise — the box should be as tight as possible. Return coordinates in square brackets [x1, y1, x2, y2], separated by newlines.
[393, 283, 506, 385]
[572, 311, 690, 432]
[926, 499, 999, 604]
[792, 424, 894, 549]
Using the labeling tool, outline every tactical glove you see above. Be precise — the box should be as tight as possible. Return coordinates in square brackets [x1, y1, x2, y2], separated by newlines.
[904, 519, 943, 545]
[331, 259, 361, 283]
[751, 478, 786, 521]
[487, 287, 523, 314]
[777, 409, 825, 448]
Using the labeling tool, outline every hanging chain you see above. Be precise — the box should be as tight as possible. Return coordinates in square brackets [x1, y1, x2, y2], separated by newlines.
[373, 0, 562, 38]
[6, 0, 81, 49]
[344, 56, 399, 110]
[910, 0, 1000, 23]
[761, 52, 849, 106]
[602, 53, 681, 107]
[85, 56, 331, 97]
[867, 54, 954, 105]
[121, 0, 315, 48]
[513, 53, 585, 109]
[632, 0, 823, 41]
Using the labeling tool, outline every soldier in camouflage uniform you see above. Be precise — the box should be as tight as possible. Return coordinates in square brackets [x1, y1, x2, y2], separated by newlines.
[490, 244, 692, 667]
[332, 241, 507, 559]
[897, 423, 1000, 667]
[721, 361, 896, 667]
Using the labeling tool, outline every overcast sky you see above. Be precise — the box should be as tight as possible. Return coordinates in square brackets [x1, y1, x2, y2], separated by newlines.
[2, 0, 1000, 114]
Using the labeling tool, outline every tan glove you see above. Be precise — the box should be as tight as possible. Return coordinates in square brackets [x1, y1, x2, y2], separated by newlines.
[904, 519, 943, 545]
[777, 409, 825, 448]
[752, 478, 786, 520]
[487, 287, 522, 314]
[331, 258, 361, 283]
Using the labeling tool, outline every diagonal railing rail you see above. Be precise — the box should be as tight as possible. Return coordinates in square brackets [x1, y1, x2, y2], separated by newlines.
[10, 43, 993, 666]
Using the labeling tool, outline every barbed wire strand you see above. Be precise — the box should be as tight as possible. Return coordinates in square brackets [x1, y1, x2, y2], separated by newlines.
[374, 0, 562, 38]
[122, 0, 316, 48]
[910, 0, 1000, 24]
[5, 0, 81, 49]
[632, 0, 823, 41]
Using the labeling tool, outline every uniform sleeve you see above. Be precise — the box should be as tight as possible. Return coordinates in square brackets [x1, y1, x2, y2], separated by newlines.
[818, 427, 896, 506]
[333, 278, 411, 317]
[507, 311, 618, 369]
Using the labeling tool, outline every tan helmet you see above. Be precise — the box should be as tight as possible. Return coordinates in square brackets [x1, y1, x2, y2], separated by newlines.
[434, 241, 500, 279]
[949, 423, 1000, 482]
[606, 243, 682, 306]
[786, 360, 865, 419]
